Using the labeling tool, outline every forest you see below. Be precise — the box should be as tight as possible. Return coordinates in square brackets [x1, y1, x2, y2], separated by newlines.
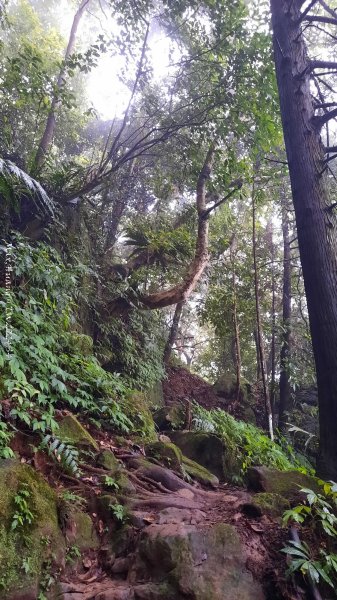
[1, 0, 337, 598]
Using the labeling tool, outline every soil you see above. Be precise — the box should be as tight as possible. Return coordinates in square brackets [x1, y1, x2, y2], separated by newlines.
[163, 366, 220, 410]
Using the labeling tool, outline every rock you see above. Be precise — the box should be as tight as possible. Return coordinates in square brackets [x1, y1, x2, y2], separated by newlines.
[152, 404, 185, 431]
[0, 459, 65, 599]
[182, 456, 219, 488]
[157, 508, 206, 525]
[95, 589, 134, 600]
[66, 510, 99, 551]
[145, 440, 218, 488]
[121, 392, 157, 441]
[57, 414, 98, 451]
[213, 373, 250, 402]
[128, 457, 195, 494]
[145, 441, 182, 471]
[243, 493, 290, 518]
[169, 431, 225, 480]
[97, 450, 122, 473]
[129, 522, 265, 600]
[246, 467, 319, 501]
[111, 556, 131, 574]
[134, 583, 176, 600]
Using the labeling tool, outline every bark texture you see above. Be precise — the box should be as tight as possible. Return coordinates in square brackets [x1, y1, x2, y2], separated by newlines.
[163, 301, 185, 365]
[270, 0, 337, 478]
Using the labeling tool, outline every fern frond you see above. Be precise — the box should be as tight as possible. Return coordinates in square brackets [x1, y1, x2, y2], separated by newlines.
[0, 158, 55, 217]
[41, 434, 80, 476]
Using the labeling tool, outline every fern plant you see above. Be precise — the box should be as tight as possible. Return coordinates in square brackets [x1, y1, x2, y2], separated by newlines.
[40, 435, 80, 477]
[0, 158, 55, 217]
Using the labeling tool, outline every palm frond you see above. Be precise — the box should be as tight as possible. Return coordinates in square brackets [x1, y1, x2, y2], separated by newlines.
[0, 158, 55, 217]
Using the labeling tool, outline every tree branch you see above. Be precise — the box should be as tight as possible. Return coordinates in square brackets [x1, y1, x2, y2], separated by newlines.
[304, 14, 337, 26]
[314, 107, 337, 128]
[201, 182, 242, 219]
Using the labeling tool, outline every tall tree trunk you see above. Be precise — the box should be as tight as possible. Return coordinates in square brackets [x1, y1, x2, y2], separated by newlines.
[33, 0, 90, 172]
[267, 219, 276, 414]
[270, 0, 337, 478]
[279, 193, 292, 429]
[163, 301, 185, 365]
[230, 237, 241, 402]
[253, 186, 274, 440]
[254, 328, 261, 381]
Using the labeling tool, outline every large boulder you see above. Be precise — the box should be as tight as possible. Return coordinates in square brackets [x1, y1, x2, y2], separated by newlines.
[57, 414, 99, 451]
[246, 466, 319, 502]
[129, 522, 265, 600]
[169, 431, 225, 480]
[0, 459, 65, 599]
[145, 441, 219, 488]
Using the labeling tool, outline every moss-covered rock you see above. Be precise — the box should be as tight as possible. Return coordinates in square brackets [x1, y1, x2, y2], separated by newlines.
[153, 404, 185, 431]
[0, 459, 65, 599]
[121, 391, 157, 441]
[97, 450, 121, 473]
[182, 456, 219, 489]
[241, 493, 290, 519]
[57, 414, 98, 451]
[250, 493, 290, 517]
[169, 431, 226, 480]
[246, 466, 319, 501]
[145, 440, 218, 488]
[145, 441, 183, 471]
[66, 511, 99, 551]
[131, 522, 264, 600]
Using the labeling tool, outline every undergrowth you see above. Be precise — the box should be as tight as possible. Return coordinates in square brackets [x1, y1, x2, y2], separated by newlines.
[192, 404, 308, 481]
[0, 235, 150, 455]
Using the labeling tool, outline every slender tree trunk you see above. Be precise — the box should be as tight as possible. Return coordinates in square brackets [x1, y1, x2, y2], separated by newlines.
[279, 193, 292, 429]
[270, 0, 337, 478]
[163, 301, 185, 365]
[270, 225, 276, 415]
[33, 0, 90, 172]
[230, 239, 241, 402]
[252, 186, 274, 440]
[254, 328, 261, 381]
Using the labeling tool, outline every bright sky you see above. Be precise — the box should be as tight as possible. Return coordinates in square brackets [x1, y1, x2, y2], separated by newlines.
[87, 32, 173, 119]
[55, 0, 177, 121]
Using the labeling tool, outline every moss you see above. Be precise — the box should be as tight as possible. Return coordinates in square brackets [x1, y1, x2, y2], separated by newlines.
[70, 511, 99, 551]
[57, 414, 98, 451]
[66, 332, 93, 357]
[116, 472, 136, 494]
[247, 467, 319, 500]
[182, 456, 219, 488]
[121, 391, 157, 441]
[0, 460, 65, 598]
[169, 431, 226, 480]
[153, 404, 185, 431]
[145, 441, 183, 471]
[252, 493, 290, 517]
[97, 450, 121, 473]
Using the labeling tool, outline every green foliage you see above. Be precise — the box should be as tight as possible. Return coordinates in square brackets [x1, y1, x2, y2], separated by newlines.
[110, 502, 128, 523]
[282, 483, 337, 591]
[40, 435, 80, 477]
[103, 475, 119, 490]
[0, 235, 147, 442]
[11, 483, 34, 531]
[192, 405, 301, 480]
[103, 311, 165, 391]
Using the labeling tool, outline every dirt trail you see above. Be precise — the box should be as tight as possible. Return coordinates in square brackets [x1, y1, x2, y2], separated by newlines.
[55, 448, 294, 600]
